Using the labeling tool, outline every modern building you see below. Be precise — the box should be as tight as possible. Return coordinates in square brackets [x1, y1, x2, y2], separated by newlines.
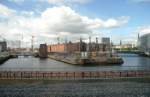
[137, 33, 150, 56]
[0, 41, 7, 52]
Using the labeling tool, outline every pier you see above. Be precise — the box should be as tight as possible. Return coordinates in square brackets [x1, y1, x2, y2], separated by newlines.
[0, 70, 149, 80]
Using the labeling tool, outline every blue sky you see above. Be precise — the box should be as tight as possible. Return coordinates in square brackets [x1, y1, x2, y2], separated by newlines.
[0, 0, 150, 47]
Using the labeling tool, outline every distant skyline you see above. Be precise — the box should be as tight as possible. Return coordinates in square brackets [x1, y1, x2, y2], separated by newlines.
[0, 0, 150, 47]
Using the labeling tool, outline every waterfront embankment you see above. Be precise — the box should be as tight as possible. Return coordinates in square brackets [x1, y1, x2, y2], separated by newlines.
[0, 52, 17, 64]
[48, 52, 123, 65]
[0, 52, 10, 64]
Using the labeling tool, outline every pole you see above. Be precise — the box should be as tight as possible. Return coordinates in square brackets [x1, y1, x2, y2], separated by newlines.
[31, 35, 34, 53]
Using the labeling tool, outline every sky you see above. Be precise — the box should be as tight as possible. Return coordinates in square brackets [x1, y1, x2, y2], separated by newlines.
[0, 0, 150, 48]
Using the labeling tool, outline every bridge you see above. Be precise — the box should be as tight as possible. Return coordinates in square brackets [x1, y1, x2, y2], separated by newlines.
[10, 51, 35, 57]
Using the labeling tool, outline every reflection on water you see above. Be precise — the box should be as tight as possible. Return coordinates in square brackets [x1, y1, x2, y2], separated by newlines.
[0, 53, 150, 71]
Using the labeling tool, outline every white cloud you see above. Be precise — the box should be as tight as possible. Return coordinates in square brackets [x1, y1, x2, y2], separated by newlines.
[104, 16, 130, 28]
[39, 0, 92, 5]
[38, 6, 102, 34]
[8, 0, 92, 5]
[119, 26, 150, 45]
[0, 4, 16, 17]
[136, 26, 150, 36]
[0, 5, 129, 47]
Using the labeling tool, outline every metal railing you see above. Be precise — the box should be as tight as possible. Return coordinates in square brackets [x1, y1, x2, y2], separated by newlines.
[0, 70, 149, 80]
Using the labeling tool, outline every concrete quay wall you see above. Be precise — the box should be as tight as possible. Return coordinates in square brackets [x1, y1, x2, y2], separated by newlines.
[0, 52, 11, 64]
[0, 70, 149, 80]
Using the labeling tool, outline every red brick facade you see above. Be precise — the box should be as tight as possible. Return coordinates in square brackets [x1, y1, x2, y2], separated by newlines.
[47, 44, 66, 53]
[40, 42, 110, 54]
[47, 43, 81, 53]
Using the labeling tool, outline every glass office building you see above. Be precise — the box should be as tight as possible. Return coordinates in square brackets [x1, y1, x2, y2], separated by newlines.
[138, 33, 150, 56]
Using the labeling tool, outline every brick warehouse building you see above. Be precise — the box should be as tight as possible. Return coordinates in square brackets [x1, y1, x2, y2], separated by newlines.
[39, 37, 111, 57]
[47, 41, 87, 53]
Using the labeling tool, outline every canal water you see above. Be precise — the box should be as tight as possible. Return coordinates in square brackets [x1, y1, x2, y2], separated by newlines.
[0, 53, 150, 71]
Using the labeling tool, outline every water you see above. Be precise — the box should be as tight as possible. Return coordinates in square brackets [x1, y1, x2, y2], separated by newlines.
[0, 53, 150, 71]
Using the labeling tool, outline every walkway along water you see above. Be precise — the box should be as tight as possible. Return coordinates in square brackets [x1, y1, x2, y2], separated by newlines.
[0, 70, 150, 80]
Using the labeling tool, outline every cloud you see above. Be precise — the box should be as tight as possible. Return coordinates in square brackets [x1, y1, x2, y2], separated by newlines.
[8, 0, 92, 5]
[130, 0, 150, 3]
[35, 6, 129, 35]
[120, 26, 150, 45]
[103, 16, 130, 28]
[0, 5, 129, 47]
[136, 26, 150, 36]
[0, 4, 16, 17]
[39, 0, 91, 5]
